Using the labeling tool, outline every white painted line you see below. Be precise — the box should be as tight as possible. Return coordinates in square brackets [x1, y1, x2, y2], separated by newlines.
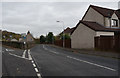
[43, 45, 48, 50]
[50, 50, 59, 54]
[5, 49, 14, 52]
[35, 68, 39, 72]
[43, 45, 59, 55]
[28, 49, 32, 60]
[6, 49, 8, 51]
[31, 60, 34, 63]
[22, 50, 26, 58]
[37, 73, 41, 77]
[67, 56, 72, 58]
[9, 49, 14, 51]
[9, 53, 29, 60]
[33, 64, 36, 67]
[67, 56, 116, 71]
[29, 50, 42, 78]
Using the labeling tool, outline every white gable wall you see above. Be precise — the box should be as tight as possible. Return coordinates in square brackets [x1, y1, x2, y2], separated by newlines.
[105, 17, 111, 27]
[111, 13, 120, 27]
[71, 23, 96, 49]
[83, 7, 104, 26]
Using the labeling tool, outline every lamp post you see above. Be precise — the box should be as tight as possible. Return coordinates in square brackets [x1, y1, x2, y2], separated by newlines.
[56, 21, 65, 48]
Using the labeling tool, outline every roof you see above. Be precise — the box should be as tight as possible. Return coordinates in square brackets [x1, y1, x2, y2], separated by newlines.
[60, 27, 76, 35]
[64, 27, 71, 33]
[115, 9, 120, 19]
[72, 5, 120, 35]
[90, 5, 115, 18]
[80, 21, 120, 32]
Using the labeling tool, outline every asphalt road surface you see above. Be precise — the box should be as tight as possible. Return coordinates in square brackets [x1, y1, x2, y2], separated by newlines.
[2, 44, 120, 78]
[2, 46, 39, 78]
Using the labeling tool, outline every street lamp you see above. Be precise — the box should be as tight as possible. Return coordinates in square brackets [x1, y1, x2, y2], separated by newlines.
[56, 21, 65, 48]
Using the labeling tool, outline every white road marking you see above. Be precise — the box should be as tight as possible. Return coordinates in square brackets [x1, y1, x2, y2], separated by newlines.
[66, 55, 116, 71]
[43, 45, 47, 50]
[22, 50, 26, 58]
[33, 64, 36, 67]
[31, 60, 34, 63]
[43, 45, 116, 71]
[43, 45, 59, 54]
[5, 49, 14, 52]
[37, 73, 42, 78]
[29, 49, 42, 78]
[9, 53, 29, 60]
[6, 49, 8, 51]
[35, 68, 39, 72]
[28, 49, 32, 60]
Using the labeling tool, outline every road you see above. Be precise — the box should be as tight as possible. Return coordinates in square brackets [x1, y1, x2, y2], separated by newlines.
[2, 44, 119, 78]
[2, 46, 39, 78]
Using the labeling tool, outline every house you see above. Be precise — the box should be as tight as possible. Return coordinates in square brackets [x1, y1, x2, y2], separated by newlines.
[60, 27, 76, 36]
[71, 5, 120, 49]
[11, 39, 18, 42]
[26, 31, 34, 42]
[19, 31, 34, 42]
[56, 27, 76, 40]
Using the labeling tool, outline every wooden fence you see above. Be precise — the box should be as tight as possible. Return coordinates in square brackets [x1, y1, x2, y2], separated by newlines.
[54, 39, 71, 48]
[95, 32, 120, 52]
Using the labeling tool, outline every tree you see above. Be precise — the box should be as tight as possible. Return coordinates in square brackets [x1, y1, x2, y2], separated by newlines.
[46, 32, 54, 44]
[60, 34, 70, 40]
[40, 35, 46, 43]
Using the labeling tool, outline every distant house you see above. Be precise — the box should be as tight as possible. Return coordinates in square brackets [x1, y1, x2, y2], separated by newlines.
[26, 31, 34, 42]
[59, 27, 76, 36]
[19, 31, 34, 42]
[71, 5, 120, 49]
[11, 39, 18, 42]
[56, 27, 76, 40]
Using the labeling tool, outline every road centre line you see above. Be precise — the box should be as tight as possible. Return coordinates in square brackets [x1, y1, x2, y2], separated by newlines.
[66, 56, 116, 71]
[28, 49, 42, 78]
[43, 45, 116, 72]
[43, 45, 59, 54]
[35, 68, 39, 72]
[33, 64, 36, 67]
[37, 73, 41, 77]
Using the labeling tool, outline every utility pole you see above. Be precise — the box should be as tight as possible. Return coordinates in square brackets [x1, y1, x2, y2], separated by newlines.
[56, 21, 65, 48]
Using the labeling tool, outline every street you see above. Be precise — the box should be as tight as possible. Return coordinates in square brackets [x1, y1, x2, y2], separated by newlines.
[2, 44, 119, 77]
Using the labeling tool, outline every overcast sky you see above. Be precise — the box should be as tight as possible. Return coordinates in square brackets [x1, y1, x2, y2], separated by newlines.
[1, 1, 119, 38]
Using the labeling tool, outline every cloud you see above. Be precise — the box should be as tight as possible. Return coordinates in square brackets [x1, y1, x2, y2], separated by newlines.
[2, 2, 118, 37]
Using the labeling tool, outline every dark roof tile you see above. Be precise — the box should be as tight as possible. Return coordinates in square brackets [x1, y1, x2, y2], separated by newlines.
[90, 5, 115, 17]
[81, 21, 120, 32]
[115, 9, 120, 19]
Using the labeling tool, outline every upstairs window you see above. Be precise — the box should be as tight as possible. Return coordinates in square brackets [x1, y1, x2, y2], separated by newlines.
[111, 19, 118, 27]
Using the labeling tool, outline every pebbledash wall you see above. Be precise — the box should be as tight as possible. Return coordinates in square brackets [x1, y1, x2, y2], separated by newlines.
[71, 23, 96, 49]
[83, 7, 104, 26]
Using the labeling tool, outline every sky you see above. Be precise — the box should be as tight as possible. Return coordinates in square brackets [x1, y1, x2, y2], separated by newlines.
[1, 1, 120, 38]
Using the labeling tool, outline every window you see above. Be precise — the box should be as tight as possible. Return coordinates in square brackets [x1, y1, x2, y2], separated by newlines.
[111, 19, 118, 27]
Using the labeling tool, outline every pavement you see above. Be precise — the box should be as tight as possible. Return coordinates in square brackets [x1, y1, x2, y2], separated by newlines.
[2, 44, 120, 78]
